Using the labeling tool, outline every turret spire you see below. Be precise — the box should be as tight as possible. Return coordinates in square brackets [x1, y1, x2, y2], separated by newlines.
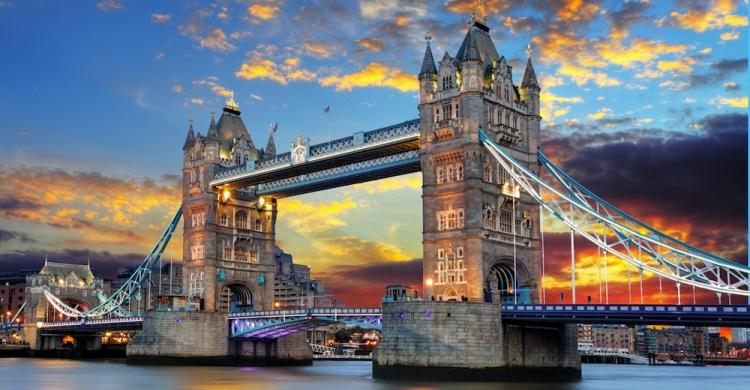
[463, 31, 481, 62]
[521, 44, 539, 88]
[206, 111, 219, 141]
[419, 34, 437, 78]
[263, 122, 277, 159]
[183, 119, 196, 150]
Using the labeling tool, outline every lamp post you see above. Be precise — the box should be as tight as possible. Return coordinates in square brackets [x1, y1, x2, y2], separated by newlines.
[425, 278, 433, 301]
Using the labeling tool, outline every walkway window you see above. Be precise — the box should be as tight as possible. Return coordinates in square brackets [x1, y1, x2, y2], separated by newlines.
[220, 213, 228, 226]
[456, 164, 463, 180]
[436, 166, 445, 184]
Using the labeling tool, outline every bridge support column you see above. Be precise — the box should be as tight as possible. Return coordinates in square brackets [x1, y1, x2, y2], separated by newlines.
[373, 301, 580, 382]
[127, 311, 229, 365]
[231, 333, 312, 366]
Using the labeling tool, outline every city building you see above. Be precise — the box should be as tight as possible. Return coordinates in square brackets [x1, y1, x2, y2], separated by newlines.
[731, 327, 748, 344]
[708, 328, 730, 356]
[0, 269, 36, 323]
[273, 246, 340, 309]
[577, 324, 635, 353]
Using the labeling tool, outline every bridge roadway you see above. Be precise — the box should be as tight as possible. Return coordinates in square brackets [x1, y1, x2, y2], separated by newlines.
[209, 119, 420, 197]
[24, 304, 750, 338]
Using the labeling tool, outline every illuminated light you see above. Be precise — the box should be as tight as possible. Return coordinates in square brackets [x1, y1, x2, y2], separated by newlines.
[258, 197, 265, 208]
[274, 301, 280, 308]
[105, 332, 112, 337]
[222, 189, 231, 202]
[5, 311, 10, 316]
[425, 278, 433, 287]
[36, 321, 43, 328]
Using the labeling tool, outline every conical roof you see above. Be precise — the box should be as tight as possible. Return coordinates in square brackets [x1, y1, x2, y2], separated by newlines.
[419, 42, 437, 77]
[263, 132, 276, 159]
[455, 20, 499, 63]
[206, 114, 219, 141]
[521, 57, 539, 88]
[182, 121, 195, 150]
[462, 32, 481, 62]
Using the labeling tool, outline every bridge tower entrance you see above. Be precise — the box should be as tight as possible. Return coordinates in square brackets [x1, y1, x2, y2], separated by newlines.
[418, 18, 542, 303]
[181, 95, 277, 312]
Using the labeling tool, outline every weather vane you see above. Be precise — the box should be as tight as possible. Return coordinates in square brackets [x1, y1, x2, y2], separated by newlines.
[526, 43, 533, 58]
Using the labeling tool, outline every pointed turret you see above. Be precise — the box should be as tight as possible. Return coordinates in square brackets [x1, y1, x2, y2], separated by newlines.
[206, 112, 219, 141]
[263, 123, 277, 159]
[183, 120, 195, 150]
[521, 44, 541, 116]
[419, 38, 437, 78]
[264, 133, 276, 159]
[521, 58, 539, 88]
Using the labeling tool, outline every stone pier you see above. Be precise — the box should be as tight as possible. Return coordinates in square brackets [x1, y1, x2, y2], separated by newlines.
[126, 311, 311, 365]
[373, 301, 580, 382]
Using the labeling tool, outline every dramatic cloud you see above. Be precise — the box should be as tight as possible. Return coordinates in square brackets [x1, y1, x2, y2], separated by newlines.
[0, 229, 35, 244]
[0, 249, 145, 279]
[543, 113, 748, 262]
[0, 167, 181, 248]
[315, 259, 422, 306]
[319, 62, 418, 92]
[684, 57, 748, 89]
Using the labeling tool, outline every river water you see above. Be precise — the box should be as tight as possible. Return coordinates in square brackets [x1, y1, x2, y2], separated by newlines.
[0, 359, 748, 390]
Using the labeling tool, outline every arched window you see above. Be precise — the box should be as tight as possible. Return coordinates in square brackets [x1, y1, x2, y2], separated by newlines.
[220, 213, 228, 226]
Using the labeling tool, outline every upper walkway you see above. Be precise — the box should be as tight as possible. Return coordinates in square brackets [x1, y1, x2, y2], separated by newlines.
[209, 119, 420, 197]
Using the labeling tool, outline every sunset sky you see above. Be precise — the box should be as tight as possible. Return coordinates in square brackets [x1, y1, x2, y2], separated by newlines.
[0, 1, 747, 317]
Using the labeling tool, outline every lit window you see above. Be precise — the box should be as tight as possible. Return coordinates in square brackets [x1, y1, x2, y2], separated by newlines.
[456, 164, 463, 180]
[436, 166, 444, 184]
[220, 214, 228, 226]
[447, 166, 455, 182]
[447, 211, 456, 229]
[254, 218, 262, 231]
[437, 248, 445, 259]
[457, 247, 464, 259]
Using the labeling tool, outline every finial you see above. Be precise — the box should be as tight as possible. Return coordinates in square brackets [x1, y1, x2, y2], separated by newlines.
[425, 33, 432, 47]
[225, 90, 239, 111]
[526, 43, 533, 59]
[189, 118, 193, 126]
[269, 122, 278, 134]
[210, 111, 215, 119]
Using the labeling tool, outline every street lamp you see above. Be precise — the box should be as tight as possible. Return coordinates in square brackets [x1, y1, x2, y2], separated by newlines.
[425, 279, 434, 300]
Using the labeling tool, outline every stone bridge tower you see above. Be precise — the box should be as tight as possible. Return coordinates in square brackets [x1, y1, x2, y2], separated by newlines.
[181, 94, 277, 312]
[419, 17, 542, 303]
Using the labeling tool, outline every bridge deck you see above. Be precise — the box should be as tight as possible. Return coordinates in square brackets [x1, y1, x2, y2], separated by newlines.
[210, 119, 420, 194]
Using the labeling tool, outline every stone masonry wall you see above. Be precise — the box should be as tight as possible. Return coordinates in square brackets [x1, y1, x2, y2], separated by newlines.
[503, 323, 580, 370]
[375, 301, 504, 368]
[127, 311, 228, 359]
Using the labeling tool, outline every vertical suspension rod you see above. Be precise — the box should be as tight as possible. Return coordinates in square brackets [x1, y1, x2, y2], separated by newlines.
[569, 202, 576, 305]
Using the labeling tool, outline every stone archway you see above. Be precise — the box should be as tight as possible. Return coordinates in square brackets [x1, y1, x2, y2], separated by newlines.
[486, 258, 531, 304]
[218, 282, 255, 313]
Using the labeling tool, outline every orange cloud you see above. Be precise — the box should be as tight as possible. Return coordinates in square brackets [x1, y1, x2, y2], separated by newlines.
[319, 63, 418, 92]
[355, 37, 384, 53]
[248, 4, 280, 21]
[556, 0, 600, 24]
[235, 51, 317, 85]
[670, 0, 748, 32]
[558, 64, 620, 86]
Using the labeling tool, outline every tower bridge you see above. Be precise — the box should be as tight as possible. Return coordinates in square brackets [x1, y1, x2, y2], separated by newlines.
[15, 14, 749, 382]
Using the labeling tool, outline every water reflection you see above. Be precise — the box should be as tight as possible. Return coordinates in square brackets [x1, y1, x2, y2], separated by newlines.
[0, 359, 748, 390]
